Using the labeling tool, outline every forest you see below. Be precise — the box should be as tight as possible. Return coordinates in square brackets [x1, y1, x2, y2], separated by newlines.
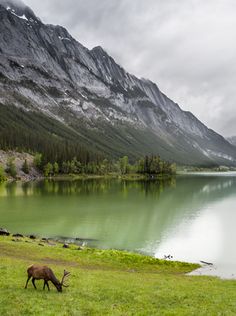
[0, 103, 176, 179]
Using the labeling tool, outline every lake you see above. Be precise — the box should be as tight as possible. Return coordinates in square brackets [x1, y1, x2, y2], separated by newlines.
[1, 173, 236, 277]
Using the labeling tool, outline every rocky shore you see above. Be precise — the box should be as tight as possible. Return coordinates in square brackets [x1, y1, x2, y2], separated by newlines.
[0, 227, 95, 249]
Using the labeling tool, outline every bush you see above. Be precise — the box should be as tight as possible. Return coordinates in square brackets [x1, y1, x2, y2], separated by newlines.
[5, 158, 17, 178]
[0, 165, 7, 182]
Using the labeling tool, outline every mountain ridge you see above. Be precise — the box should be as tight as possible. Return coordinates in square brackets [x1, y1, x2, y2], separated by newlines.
[0, 0, 235, 165]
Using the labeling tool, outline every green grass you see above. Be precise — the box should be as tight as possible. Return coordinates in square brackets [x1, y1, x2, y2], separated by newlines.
[0, 236, 236, 315]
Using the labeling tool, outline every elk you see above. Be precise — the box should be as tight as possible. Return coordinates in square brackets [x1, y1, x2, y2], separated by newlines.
[25, 264, 70, 292]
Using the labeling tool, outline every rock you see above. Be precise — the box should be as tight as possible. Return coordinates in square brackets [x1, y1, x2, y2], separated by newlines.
[63, 243, 69, 249]
[12, 233, 24, 238]
[29, 235, 36, 239]
[0, 228, 10, 236]
[164, 254, 173, 260]
[200, 260, 213, 266]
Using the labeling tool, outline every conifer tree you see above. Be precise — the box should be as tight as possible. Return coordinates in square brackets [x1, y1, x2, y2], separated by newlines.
[22, 159, 29, 174]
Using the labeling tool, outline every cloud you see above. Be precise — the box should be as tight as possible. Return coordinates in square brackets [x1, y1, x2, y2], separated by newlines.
[22, 0, 236, 136]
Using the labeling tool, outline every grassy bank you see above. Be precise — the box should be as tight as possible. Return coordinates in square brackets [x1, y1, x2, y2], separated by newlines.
[0, 236, 236, 315]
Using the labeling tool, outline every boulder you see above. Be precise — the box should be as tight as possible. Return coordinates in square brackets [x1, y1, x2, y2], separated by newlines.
[0, 228, 10, 236]
[12, 233, 24, 238]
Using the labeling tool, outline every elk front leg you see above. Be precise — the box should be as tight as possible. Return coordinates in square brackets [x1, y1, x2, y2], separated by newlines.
[25, 276, 31, 289]
[46, 281, 50, 291]
[43, 280, 50, 291]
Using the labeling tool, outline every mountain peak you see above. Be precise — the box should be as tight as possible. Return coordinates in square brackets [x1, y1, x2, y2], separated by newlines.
[91, 46, 109, 57]
[0, 0, 40, 22]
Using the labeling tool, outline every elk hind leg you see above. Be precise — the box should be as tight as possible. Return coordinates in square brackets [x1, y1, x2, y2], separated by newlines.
[32, 278, 37, 289]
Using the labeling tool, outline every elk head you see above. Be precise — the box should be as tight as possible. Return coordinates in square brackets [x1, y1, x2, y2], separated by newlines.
[56, 270, 70, 292]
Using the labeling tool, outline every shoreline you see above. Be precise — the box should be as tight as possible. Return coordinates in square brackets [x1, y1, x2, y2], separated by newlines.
[2, 229, 236, 281]
[0, 226, 197, 267]
[5, 169, 236, 183]
[189, 264, 236, 280]
[2, 172, 176, 183]
[1, 227, 235, 280]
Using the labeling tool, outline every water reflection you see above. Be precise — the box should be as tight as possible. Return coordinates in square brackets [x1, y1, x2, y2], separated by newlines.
[0, 177, 176, 198]
[1, 174, 236, 272]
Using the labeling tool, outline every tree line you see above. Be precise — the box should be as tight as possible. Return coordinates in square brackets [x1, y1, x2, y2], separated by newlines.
[38, 154, 176, 177]
[0, 154, 176, 180]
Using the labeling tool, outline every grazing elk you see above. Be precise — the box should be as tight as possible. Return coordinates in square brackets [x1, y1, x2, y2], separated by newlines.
[25, 264, 70, 292]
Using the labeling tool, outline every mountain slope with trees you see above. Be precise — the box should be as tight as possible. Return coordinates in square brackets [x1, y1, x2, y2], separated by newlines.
[0, 0, 235, 166]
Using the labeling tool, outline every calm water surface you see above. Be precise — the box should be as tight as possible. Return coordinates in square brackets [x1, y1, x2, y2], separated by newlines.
[1, 174, 236, 277]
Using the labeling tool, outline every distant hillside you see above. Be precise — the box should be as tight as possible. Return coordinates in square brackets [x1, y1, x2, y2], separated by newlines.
[0, 0, 236, 166]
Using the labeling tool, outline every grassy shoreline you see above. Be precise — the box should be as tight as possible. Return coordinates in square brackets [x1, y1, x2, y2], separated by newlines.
[1, 235, 236, 315]
[1, 172, 175, 183]
[52, 172, 175, 181]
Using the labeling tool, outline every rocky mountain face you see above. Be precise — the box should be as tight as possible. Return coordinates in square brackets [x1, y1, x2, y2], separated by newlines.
[0, 0, 235, 165]
[227, 137, 236, 147]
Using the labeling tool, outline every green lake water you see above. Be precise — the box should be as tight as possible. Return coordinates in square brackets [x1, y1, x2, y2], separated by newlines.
[1, 174, 236, 277]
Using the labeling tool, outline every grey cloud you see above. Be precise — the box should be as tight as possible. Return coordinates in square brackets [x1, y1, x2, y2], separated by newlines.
[21, 0, 236, 136]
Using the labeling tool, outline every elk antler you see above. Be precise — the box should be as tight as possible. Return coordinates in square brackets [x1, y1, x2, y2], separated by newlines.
[61, 270, 70, 287]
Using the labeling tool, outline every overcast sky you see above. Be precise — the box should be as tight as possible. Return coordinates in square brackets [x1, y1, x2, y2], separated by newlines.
[22, 0, 236, 137]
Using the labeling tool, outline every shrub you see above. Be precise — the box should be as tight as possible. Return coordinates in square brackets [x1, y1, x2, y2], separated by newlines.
[0, 165, 7, 182]
[5, 158, 17, 178]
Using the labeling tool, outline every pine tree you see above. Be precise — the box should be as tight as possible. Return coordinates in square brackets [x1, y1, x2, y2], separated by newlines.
[22, 159, 29, 174]
[53, 162, 59, 175]
[119, 156, 129, 174]
[34, 153, 42, 170]
[43, 162, 53, 177]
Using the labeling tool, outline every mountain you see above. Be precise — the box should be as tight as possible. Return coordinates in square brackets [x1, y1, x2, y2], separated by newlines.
[0, 0, 236, 166]
[227, 136, 236, 147]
